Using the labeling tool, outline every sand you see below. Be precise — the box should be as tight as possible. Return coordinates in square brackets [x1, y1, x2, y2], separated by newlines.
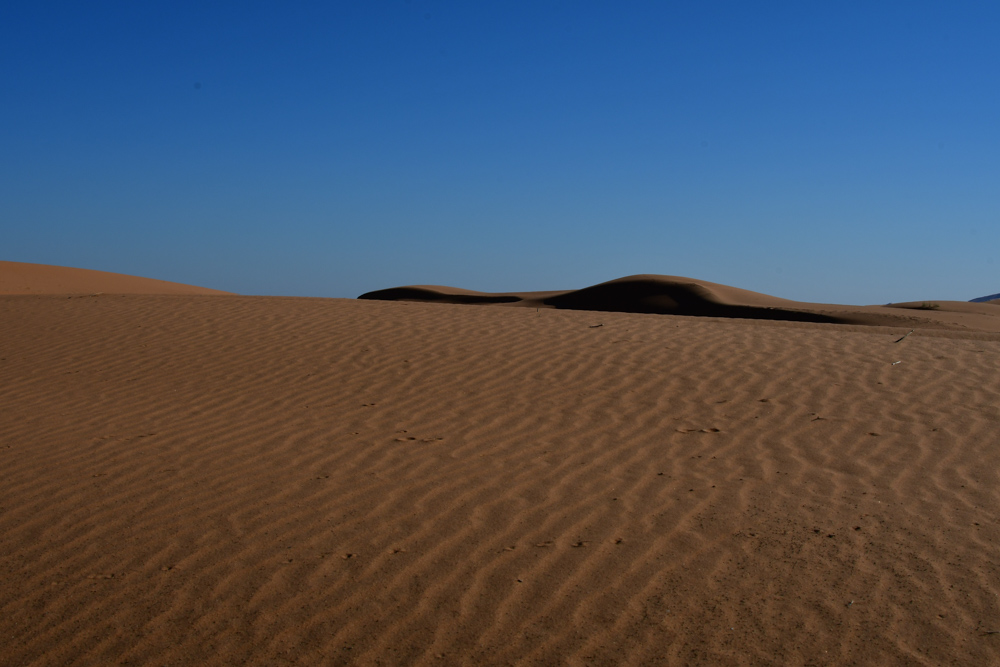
[3, 270, 1000, 665]
[360, 274, 1000, 334]
[0, 261, 233, 295]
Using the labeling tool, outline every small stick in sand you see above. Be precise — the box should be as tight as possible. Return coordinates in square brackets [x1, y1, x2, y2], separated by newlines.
[894, 329, 915, 343]
[891, 361, 902, 366]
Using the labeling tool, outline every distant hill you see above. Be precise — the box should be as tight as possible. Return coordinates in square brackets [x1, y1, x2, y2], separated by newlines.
[0, 260, 233, 295]
[970, 293, 1000, 303]
[360, 274, 1000, 332]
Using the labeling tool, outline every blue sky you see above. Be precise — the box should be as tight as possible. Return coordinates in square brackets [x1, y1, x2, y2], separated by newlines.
[2, 1, 998, 303]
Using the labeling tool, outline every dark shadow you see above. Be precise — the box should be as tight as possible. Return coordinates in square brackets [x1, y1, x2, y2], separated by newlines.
[542, 278, 845, 324]
[358, 287, 522, 305]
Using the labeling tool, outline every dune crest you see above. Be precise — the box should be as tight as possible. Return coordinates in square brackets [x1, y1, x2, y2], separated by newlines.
[0, 260, 232, 295]
[360, 274, 1000, 332]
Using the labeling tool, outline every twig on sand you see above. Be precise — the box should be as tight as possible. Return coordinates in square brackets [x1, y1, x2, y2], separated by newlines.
[894, 329, 915, 343]
[981, 630, 1000, 636]
[589, 324, 604, 328]
[891, 361, 902, 366]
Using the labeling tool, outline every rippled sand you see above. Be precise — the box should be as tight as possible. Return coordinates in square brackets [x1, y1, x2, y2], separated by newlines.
[2, 294, 999, 665]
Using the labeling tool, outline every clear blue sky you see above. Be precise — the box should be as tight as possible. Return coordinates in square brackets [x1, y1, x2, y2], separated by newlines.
[3, 1, 997, 303]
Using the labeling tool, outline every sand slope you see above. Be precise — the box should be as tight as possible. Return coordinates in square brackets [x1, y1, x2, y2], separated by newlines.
[0, 260, 232, 295]
[360, 274, 1000, 333]
[2, 293, 1000, 665]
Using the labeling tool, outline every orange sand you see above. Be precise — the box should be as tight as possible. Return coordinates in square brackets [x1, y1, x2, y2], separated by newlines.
[0, 261, 233, 295]
[2, 269, 1000, 665]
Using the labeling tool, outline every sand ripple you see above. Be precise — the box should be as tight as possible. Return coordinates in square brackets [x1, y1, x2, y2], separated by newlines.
[2, 295, 999, 665]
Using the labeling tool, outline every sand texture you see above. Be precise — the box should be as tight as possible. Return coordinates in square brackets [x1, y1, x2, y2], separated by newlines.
[3, 289, 1000, 665]
[0, 261, 233, 295]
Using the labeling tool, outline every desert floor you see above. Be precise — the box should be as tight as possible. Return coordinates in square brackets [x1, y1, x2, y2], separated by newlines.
[2, 293, 1000, 665]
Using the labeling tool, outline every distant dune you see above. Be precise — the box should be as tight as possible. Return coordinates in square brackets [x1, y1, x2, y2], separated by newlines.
[360, 274, 1000, 333]
[970, 292, 1000, 303]
[0, 260, 232, 295]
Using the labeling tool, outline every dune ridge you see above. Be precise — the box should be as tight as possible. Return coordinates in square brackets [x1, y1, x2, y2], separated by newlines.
[0, 260, 232, 295]
[360, 274, 1000, 333]
[2, 290, 1000, 665]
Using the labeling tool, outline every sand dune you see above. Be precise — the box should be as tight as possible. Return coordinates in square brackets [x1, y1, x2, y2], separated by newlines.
[360, 274, 1000, 333]
[4, 265, 1000, 664]
[0, 260, 232, 295]
[2, 282, 1000, 665]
